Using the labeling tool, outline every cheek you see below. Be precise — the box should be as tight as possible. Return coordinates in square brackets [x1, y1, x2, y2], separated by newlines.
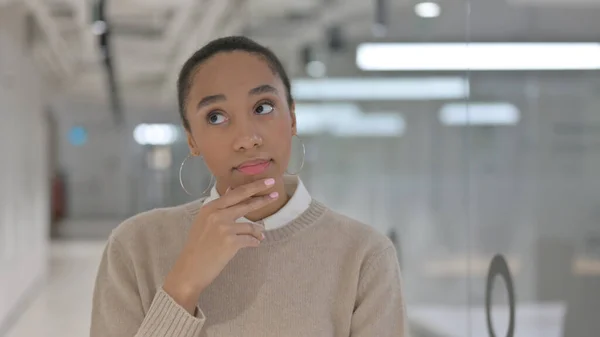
[202, 151, 228, 174]
[270, 118, 293, 159]
[272, 111, 294, 137]
[195, 137, 230, 175]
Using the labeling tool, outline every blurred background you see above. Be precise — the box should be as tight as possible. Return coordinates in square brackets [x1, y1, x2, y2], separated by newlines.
[2, 0, 600, 336]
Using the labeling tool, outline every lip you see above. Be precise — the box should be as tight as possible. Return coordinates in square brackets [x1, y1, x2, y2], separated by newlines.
[237, 158, 271, 168]
[235, 158, 272, 175]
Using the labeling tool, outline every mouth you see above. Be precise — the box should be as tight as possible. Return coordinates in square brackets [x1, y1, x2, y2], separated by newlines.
[235, 158, 273, 176]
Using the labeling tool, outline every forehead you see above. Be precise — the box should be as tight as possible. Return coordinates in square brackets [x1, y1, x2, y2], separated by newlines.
[190, 51, 280, 95]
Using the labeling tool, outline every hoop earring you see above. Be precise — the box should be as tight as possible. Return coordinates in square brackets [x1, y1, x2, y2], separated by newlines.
[286, 134, 305, 175]
[179, 154, 214, 196]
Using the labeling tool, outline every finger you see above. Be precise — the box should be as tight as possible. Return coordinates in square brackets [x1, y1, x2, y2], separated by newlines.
[234, 234, 262, 249]
[224, 192, 279, 220]
[230, 222, 265, 241]
[214, 178, 276, 209]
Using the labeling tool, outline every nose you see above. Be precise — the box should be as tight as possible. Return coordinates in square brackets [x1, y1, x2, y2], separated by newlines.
[232, 121, 263, 151]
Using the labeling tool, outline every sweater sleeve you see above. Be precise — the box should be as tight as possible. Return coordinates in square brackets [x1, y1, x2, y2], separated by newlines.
[350, 245, 407, 337]
[90, 235, 206, 337]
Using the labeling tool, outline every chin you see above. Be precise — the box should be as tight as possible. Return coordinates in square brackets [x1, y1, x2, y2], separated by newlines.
[233, 173, 271, 185]
[231, 165, 281, 187]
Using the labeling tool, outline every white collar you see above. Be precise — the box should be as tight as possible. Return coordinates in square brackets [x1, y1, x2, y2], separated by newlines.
[202, 175, 312, 231]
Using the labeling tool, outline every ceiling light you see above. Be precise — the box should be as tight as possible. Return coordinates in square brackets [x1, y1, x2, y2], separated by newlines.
[331, 113, 406, 137]
[295, 103, 405, 137]
[415, 2, 441, 18]
[134, 124, 179, 145]
[305, 61, 327, 78]
[292, 77, 469, 100]
[439, 103, 520, 126]
[91, 20, 107, 36]
[356, 43, 600, 71]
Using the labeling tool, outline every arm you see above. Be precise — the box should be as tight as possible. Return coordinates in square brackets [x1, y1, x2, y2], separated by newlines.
[90, 235, 206, 337]
[350, 245, 407, 337]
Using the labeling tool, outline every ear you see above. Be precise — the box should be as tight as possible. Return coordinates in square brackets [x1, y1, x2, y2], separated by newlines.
[289, 100, 297, 136]
[186, 130, 200, 156]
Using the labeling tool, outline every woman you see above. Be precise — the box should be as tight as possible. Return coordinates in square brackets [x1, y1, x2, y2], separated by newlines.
[90, 36, 406, 337]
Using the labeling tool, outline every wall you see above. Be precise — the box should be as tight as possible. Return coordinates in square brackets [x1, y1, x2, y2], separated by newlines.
[50, 97, 181, 219]
[0, 4, 50, 333]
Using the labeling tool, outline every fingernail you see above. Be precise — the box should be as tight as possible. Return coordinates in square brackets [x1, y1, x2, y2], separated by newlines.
[265, 178, 275, 186]
[269, 192, 279, 199]
[261, 233, 266, 240]
[225, 187, 231, 193]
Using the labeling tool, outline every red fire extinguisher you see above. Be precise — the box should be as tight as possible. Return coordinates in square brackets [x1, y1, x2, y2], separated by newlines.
[51, 172, 66, 223]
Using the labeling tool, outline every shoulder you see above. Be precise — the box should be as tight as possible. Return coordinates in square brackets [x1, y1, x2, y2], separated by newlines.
[316, 202, 395, 260]
[109, 198, 206, 250]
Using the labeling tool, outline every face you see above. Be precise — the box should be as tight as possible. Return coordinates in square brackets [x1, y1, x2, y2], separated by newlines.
[184, 51, 296, 193]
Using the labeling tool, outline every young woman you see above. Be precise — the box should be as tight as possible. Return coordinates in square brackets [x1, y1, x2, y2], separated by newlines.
[90, 36, 406, 337]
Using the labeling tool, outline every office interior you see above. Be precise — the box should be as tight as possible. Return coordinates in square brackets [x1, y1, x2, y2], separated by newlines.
[1, 0, 600, 336]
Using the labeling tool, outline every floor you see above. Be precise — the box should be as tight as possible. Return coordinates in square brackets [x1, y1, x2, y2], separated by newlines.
[5, 240, 106, 337]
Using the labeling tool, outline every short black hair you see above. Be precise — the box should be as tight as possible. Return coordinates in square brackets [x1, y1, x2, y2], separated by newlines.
[176, 36, 294, 131]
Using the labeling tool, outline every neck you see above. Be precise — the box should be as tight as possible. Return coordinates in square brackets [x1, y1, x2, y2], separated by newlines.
[216, 176, 290, 222]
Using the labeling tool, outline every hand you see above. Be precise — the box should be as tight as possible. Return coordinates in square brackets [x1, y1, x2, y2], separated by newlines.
[163, 178, 279, 314]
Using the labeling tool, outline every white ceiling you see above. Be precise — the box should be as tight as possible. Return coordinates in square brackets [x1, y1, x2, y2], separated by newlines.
[16, 0, 600, 110]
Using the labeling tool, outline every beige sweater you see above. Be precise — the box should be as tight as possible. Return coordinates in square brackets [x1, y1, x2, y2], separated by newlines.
[90, 198, 406, 337]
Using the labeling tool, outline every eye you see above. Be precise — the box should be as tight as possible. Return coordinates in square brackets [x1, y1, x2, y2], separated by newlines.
[255, 102, 274, 115]
[207, 112, 227, 125]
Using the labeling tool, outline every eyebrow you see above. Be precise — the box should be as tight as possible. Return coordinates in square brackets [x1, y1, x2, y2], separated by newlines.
[196, 84, 278, 111]
[249, 84, 278, 96]
[196, 94, 226, 111]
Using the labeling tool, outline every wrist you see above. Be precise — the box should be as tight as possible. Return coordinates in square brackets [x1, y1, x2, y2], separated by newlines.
[163, 271, 204, 310]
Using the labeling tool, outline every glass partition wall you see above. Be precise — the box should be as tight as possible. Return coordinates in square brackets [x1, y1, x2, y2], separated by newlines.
[304, 1, 600, 335]
[463, 1, 600, 336]
[400, 1, 600, 336]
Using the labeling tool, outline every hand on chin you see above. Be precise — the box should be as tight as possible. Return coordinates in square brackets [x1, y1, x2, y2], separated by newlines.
[228, 175, 276, 196]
